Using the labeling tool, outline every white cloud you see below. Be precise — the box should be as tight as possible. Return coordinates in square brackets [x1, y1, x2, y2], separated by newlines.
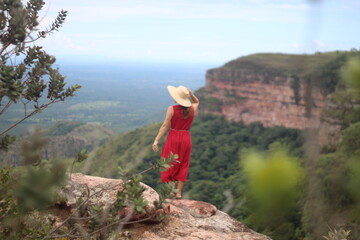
[247, 0, 310, 9]
[158, 40, 223, 47]
[290, 40, 329, 53]
[291, 43, 302, 49]
[279, 4, 310, 10]
[312, 39, 327, 48]
[40, 32, 98, 54]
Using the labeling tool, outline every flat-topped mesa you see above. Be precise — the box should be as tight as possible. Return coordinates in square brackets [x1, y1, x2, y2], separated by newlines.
[199, 53, 336, 129]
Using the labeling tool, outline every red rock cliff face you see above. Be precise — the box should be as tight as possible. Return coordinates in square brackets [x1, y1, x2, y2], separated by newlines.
[200, 68, 326, 129]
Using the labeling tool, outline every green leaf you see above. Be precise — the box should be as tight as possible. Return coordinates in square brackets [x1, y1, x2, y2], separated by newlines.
[0, 135, 16, 152]
[76, 149, 88, 163]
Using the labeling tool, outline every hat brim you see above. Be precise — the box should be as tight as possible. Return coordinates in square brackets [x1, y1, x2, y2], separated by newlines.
[167, 85, 192, 107]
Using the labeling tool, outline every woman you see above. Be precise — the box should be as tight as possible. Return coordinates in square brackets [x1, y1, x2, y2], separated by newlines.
[152, 85, 199, 199]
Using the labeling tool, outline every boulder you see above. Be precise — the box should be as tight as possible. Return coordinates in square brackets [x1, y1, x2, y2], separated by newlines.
[57, 173, 270, 240]
[63, 173, 159, 209]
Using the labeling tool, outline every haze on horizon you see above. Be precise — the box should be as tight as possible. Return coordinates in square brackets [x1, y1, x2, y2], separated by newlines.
[38, 0, 359, 65]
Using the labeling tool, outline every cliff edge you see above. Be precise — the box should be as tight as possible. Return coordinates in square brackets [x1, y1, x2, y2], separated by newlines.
[198, 52, 347, 129]
[55, 173, 271, 240]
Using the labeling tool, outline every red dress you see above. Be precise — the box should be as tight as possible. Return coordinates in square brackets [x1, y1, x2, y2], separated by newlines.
[160, 105, 194, 183]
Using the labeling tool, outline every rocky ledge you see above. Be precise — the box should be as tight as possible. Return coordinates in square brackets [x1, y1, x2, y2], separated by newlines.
[140, 199, 270, 240]
[58, 173, 270, 240]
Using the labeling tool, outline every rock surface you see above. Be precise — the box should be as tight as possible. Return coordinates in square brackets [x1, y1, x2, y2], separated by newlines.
[64, 173, 159, 209]
[60, 173, 270, 240]
[133, 199, 270, 240]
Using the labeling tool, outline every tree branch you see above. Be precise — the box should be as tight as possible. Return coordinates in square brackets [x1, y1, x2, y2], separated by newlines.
[137, 165, 156, 176]
[4, 49, 15, 67]
[0, 99, 60, 136]
[43, 208, 160, 240]
[0, 100, 13, 116]
[0, 42, 11, 56]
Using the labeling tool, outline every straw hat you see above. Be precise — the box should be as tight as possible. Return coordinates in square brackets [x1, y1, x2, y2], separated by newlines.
[167, 85, 191, 107]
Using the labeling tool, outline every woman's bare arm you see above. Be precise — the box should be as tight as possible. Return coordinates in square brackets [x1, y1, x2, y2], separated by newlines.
[152, 106, 173, 152]
[188, 89, 199, 112]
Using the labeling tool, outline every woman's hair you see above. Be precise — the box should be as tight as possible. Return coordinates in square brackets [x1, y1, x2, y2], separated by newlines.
[180, 105, 192, 118]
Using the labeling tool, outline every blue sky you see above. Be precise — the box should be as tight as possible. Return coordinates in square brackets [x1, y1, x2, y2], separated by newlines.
[38, 0, 360, 64]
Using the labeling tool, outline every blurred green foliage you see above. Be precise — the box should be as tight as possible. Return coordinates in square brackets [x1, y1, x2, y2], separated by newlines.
[304, 55, 360, 240]
[0, 134, 16, 151]
[241, 145, 304, 240]
[0, 129, 66, 239]
[347, 156, 360, 221]
[242, 145, 304, 212]
[342, 58, 360, 90]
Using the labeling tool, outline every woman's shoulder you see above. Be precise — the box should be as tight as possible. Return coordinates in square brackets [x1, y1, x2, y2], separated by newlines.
[168, 105, 179, 113]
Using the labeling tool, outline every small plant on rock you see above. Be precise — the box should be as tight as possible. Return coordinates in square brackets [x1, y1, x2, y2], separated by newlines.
[323, 227, 351, 240]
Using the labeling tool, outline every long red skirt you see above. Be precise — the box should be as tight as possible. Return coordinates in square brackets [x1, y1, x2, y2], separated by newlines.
[160, 129, 192, 182]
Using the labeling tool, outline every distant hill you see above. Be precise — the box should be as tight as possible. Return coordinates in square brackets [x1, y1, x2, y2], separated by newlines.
[1, 121, 116, 165]
[219, 52, 341, 76]
[78, 123, 161, 177]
